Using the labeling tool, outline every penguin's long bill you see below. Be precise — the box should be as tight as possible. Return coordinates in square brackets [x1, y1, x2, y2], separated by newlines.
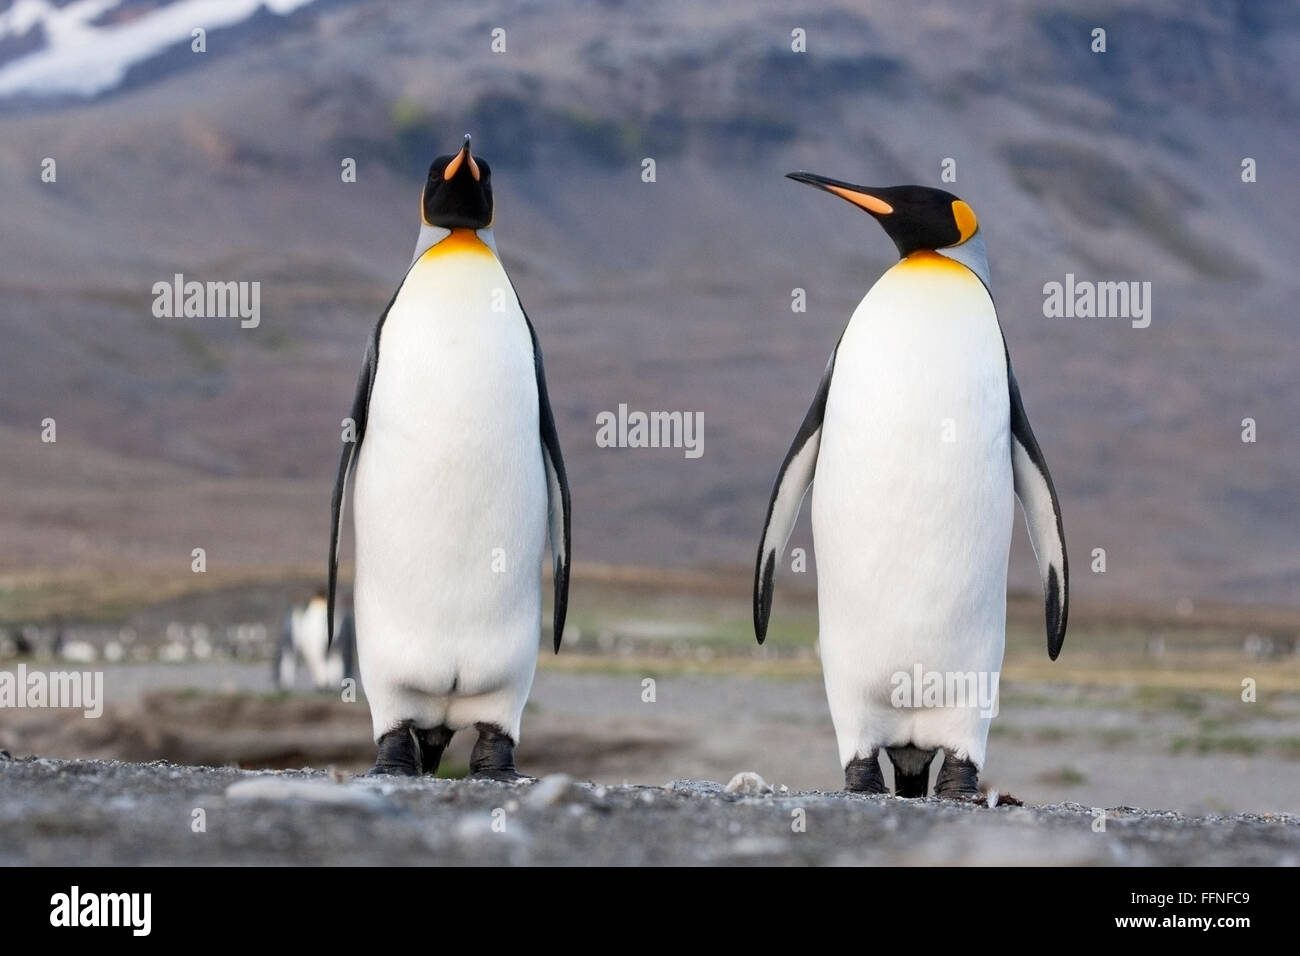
[786, 172, 896, 215]
[755, 171, 1068, 801]
[329, 134, 572, 779]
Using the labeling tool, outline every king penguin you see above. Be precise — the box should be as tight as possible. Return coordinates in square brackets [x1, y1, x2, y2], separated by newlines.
[272, 589, 356, 692]
[754, 173, 1067, 799]
[328, 134, 572, 778]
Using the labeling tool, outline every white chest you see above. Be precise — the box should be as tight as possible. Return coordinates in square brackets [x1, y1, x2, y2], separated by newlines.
[818, 254, 1009, 485]
[365, 239, 539, 457]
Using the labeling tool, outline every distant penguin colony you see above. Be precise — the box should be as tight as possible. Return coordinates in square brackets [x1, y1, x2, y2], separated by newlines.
[329, 136, 1067, 796]
[330, 135, 571, 779]
[754, 174, 1068, 799]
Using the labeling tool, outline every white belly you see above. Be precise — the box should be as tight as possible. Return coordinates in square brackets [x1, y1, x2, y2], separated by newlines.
[352, 237, 546, 740]
[811, 253, 1013, 768]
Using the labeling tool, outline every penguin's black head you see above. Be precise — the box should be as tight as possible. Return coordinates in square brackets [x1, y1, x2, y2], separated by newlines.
[422, 134, 494, 229]
[786, 173, 979, 258]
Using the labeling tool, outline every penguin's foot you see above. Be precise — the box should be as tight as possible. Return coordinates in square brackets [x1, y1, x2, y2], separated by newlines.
[933, 749, 980, 800]
[417, 725, 454, 776]
[844, 750, 887, 794]
[367, 721, 421, 776]
[469, 723, 524, 782]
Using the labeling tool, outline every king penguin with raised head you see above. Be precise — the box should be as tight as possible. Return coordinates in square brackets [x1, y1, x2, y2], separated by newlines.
[754, 173, 1067, 799]
[329, 134, 571, 778]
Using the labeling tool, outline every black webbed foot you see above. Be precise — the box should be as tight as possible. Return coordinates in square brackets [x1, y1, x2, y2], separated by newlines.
[469, 723, 523, 781]
[933, 749, 981, 799]
[844, 749, 887, 793]
[367, 721, 421, 776]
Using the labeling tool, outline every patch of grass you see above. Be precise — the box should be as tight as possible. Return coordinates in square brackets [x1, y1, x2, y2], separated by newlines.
[389, 97, 428, 133]
[1096, 728, 1138, 748]
[1032, 726, 1075, 743]
[555, 107, 642, 166]
[1171, 735, 1262, 757]
[990, 724, 1076, 744]
[1135, 687, 1207, 715]
[387, 97, 442, 175]
[1036, 766, 1088, 786]
[1172, 735, 1300, 761]
[1195, 714, 1250, 733]
[1180, 738, 1300, 764]
[994, 689, 1059, 709]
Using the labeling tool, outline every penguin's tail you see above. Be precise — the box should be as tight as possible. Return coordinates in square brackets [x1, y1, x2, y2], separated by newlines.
[885, 745, 938, 798]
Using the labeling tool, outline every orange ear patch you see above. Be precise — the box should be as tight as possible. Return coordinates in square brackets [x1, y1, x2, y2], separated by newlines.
[952, 200, 978, 243]
[825, 184, 894, 215]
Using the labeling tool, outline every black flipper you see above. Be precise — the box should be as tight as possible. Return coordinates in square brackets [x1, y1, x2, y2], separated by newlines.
[956, 252, 1068, 662]
[334, 610, 357, 682]
[521, 307, 571, 654]
[1005, 352, 1069, 660]
[328, 284, 401, 649]
[753, 344, 840, 644]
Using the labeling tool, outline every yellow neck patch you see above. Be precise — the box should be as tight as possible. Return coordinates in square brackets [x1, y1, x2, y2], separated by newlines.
[419, 228, 494, 262]
[897, 250, 972, 274]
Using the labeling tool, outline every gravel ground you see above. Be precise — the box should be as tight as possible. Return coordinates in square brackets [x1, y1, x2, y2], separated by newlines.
[2, 757, 1298, 866]
[6, 663, 1300, 815]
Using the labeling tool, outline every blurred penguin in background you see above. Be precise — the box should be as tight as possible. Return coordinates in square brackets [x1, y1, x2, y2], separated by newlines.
[273, 589, 357, 692]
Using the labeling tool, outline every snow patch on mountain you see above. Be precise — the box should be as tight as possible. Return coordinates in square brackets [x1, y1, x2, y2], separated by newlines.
[0, 0, 316, 98]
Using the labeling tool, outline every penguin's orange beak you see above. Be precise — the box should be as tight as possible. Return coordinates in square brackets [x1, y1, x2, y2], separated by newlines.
[786, 171, 893, 215]
[443, 135, 481, 182]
